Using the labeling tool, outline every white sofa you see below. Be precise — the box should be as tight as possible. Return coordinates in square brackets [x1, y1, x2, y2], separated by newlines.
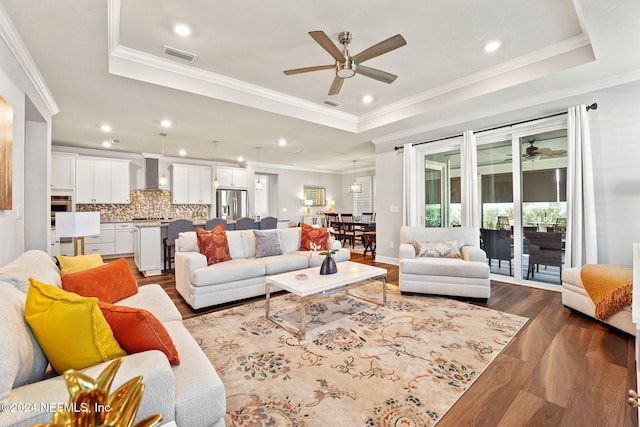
[561, 266, 634, 335]
[175, 227, 351, 309]
[399, 226, 491, 299]
[0, 250, 226, 427]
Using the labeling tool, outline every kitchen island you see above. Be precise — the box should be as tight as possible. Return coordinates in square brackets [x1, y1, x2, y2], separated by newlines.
[133, 222, 165, 277]
[132, 220, 207, 276]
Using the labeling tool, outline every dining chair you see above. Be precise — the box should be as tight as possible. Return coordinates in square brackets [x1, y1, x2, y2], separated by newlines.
[362, 231, 376, 259]
[338, 214, 358, 247]
[235, 217, 256, 230]
[324, 213, 343, 242]
[480, 228, 513, 275]
[259, 216, 278, 229]
[361, 212, 375, 223]
[205, 218, 227, 230]
[164, 219, 196, 272]
[496, 216, 511, 231]
[523, 229, 563, 283]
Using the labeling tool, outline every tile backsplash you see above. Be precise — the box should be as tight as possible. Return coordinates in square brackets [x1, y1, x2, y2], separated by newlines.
[76, 190, 209, 222]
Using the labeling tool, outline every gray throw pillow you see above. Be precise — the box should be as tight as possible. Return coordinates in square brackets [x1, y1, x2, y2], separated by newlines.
[254, 230, 283, 258]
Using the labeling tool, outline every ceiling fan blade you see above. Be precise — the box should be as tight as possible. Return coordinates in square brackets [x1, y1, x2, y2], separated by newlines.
[328, 76, 344, 95]
[283, 64, 334, 75]
[355, 65, 397, 84]
[309, 31, 344, 61]
[352, 34, 406, 64]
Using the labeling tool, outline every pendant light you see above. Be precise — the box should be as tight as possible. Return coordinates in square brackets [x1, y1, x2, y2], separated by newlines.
[349, 160, 362, 193]
[159, 133, 168, 187]
[255, 146, 263, 190]
[212, 140, 220, 189]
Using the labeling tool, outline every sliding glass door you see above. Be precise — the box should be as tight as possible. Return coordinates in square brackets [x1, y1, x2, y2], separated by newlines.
[477, 138, 515, 278]
[476, 121, 567, 286]
[414, 116, 568, 288]
[517, 129, 567, 286]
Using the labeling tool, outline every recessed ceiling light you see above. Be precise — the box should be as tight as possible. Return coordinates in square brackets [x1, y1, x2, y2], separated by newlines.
[100, 124, 112, 132]
[102, 140, 112, 147]
[161, 119, 172, 128]
[173, 24, 192, 37]
[362, 95, 373, 103]
[237, 156, 244, 162]
[179, 149, 186, 156]
[484, 40, 502, 53]
[278, 138, 287, 146]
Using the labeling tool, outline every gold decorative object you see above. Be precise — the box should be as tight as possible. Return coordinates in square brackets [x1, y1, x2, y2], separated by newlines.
[32, 358, 163, 427]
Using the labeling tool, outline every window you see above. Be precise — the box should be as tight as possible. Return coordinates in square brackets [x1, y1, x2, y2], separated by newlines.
[353, 175, 374, 216]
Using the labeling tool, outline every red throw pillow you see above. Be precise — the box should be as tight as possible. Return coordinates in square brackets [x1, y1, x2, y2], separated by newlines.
[61, 258, 138, 303]
[98, 302, 180, 365]
[196, 224, 232, 265]
[300, 223, 329, 251]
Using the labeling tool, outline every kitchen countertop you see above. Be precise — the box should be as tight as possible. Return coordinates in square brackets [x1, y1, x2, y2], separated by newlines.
[133, 220, 207, 228]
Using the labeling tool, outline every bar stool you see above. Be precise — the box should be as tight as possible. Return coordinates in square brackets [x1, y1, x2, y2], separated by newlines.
[163, 219, 195, 272]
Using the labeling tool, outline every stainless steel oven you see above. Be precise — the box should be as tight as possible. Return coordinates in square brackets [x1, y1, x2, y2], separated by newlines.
[51, 195, 72, 225]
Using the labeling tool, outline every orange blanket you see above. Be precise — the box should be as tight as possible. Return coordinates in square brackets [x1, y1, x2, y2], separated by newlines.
[580, 264, 633, 320]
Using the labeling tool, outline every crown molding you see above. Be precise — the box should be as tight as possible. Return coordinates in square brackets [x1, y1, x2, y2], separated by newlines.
[371, 68, 640, 147]
[0, 2, 58, 116]
[358, 34, 593, 132]
[107, 0, 595, 138]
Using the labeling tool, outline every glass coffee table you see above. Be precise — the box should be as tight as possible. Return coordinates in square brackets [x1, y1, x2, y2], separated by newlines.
[265, 261, 388, 339]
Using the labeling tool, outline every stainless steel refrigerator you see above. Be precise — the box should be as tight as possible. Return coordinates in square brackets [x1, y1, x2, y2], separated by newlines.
[216, 189, 248, 220]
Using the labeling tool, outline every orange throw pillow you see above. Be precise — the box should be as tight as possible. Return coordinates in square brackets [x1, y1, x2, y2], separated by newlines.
[300, 223, 329, 251]
[196, 224, 232, 265]
[61, 258, 138, 303]
[98, 302, 179, 365]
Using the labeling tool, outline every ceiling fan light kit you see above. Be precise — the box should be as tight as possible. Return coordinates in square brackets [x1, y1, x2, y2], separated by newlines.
[284, 30, 406, 95]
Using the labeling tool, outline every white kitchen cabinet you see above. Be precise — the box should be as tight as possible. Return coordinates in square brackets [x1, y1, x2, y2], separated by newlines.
[110, 161, 131, 203]
[76, 157, 130, 204]
[188, 166, 212, 204]
[171, 164, 190, 204]
[114, 222, 134, 254]
[217, 167, 247, 189]
[51, 153, 76, 191]
[84, 223, 116, 256]
[172, 163, 212, 204]
[133, 225, 162, 276]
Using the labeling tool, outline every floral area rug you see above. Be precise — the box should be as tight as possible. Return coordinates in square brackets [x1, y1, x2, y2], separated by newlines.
[183, 283, 527, 426]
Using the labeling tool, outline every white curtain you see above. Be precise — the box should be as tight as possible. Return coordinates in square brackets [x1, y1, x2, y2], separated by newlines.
[566, 105, 598, 267]
[461, 130, 480, 227]
[402, 142, 418, 226]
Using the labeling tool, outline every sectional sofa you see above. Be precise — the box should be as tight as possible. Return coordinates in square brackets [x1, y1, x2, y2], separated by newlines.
[0, 250, 225, 427]
[175, 227, 351, 309]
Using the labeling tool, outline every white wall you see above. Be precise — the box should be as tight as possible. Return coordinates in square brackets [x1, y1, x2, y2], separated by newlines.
[0, 69, 26, 264]
[0, 10, 54, 265]
[247, 164, 345, 224]
[588, 81, 640, 265]
[373, 149, 405, 264]
[373, 80, 640, 267]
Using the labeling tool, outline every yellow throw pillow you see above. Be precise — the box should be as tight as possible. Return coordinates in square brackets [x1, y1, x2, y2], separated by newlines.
[56, 253, 105, 276]
[24, 278, 125, 373]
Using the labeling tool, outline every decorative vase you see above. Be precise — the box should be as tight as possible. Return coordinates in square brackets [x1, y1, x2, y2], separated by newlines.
[319, 252, 337, 275]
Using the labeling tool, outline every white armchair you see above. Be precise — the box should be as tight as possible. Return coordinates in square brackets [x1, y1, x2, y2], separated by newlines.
[399, 226, 491, 299]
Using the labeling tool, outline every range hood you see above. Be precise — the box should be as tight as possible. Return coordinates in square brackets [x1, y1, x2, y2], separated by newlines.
[140, 155, 161, 190]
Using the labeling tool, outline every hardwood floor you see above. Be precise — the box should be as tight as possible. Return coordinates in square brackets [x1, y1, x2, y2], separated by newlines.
[127, 253, 638, 426]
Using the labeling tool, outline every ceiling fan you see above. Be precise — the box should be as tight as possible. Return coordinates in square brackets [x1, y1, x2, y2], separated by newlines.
[523, 139, 567, 159]
[283, 31, 407, 95]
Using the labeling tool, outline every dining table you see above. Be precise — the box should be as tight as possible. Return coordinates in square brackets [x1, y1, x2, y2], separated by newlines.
[331, 221, 376, 248]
